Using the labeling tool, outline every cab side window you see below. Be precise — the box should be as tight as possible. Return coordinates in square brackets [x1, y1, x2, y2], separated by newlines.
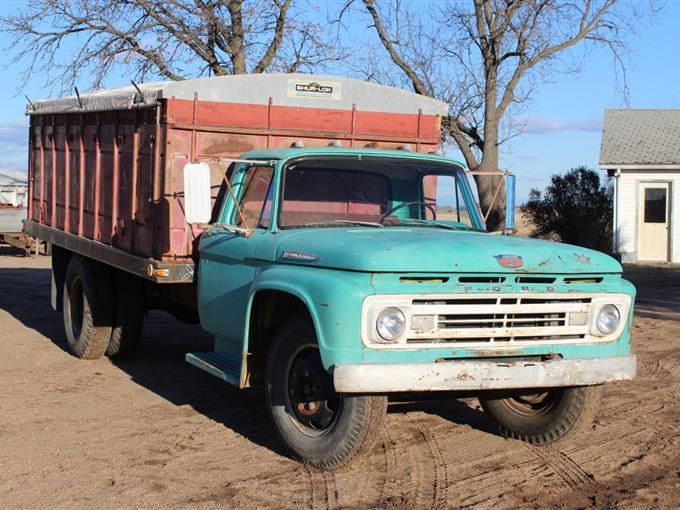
[421, 174, 474, 227]
[234, 166, 274, 228]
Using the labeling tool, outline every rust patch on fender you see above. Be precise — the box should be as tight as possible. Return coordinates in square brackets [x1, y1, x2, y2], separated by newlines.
[573, 252, 592, 264]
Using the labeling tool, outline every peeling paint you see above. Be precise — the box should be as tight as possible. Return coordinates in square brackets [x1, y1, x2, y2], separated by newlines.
[333, 356, 637, 392]
[573, 252, 592, 264]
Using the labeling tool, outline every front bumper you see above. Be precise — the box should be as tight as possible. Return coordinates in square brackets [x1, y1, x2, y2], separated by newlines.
[333, 355, 636, 392]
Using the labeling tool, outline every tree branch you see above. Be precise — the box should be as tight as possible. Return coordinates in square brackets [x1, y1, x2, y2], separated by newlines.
[253, 0, 292, 73]
[362, 0, 431, 96]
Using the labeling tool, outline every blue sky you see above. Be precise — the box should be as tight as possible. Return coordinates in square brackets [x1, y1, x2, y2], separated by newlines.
[1, 1, 679, 203]
[489, 2, 680, 201]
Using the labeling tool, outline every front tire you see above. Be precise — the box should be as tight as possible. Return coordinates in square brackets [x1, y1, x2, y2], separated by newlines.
[265, 313, 387, 469]
[62, 256, 114, 359]
[479, 385, 603, 444]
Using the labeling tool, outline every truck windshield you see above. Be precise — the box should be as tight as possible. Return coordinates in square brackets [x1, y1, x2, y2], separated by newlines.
[278, 157, 484, 231]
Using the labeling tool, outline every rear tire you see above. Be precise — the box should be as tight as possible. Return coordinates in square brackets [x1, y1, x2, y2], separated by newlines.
[106, 271, 146, 359]
[479, 385, 603, 444]
[62, 256, 114, 359]
[266, 313, 387, 469]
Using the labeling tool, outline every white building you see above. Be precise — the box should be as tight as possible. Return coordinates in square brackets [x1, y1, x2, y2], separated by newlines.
[599, 109, 679, 263]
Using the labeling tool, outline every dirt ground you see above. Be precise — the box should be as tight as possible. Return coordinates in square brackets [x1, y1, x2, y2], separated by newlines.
[0, 247, 679, 509]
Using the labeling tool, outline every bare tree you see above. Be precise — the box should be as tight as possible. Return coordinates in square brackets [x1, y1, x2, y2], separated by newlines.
[359, 0, 641, 230]
[2, 0, 341, 94]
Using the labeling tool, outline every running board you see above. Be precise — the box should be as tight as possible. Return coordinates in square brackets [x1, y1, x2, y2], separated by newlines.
[185, 351, 241, 386]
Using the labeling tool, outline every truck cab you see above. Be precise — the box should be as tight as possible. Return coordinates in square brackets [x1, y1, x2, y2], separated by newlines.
[185, 147, 636, 469]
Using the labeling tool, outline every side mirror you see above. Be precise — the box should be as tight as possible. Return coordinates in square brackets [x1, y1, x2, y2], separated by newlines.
[505, 174, 516, 232]
[183, 162, 212, 224]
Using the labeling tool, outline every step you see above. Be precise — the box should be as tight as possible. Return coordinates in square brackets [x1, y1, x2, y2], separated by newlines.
[185, 351, 241, 386]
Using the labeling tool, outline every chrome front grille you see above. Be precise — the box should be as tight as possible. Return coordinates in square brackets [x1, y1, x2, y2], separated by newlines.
[437, 311, 566, 330]
[407, 296, 590, 344]
[361, 292, 630, 349]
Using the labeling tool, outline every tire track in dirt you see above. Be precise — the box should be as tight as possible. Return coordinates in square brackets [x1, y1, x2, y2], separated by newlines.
[375, 412, 453, 509]
[637, 350, 679, 378]
[538, 459, 680, 509]
[304, 464, 338, 510]
[377, 426, 410, 507]
[586, 422, 645, 445]
[384, 417, 429, 508]
[444, 453, 529, 509]
[524, 444, 594, 490]
[656, 352, 680, 378]
[409, 414, 450, 509]
[601, 399, 648, 422]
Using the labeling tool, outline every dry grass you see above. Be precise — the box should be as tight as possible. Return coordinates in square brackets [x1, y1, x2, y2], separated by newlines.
[437, 208, 535, 237]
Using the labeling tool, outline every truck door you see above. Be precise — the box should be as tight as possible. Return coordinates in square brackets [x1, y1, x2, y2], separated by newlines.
[198, 165, 275, 356]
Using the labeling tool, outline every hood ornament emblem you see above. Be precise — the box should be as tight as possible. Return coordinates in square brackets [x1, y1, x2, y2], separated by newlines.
[494, 254, 523, 269]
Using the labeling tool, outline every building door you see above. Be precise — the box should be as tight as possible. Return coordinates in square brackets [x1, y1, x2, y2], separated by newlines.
[638, 182, 670, 261]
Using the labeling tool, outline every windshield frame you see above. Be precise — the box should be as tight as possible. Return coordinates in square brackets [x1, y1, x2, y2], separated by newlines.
[270, 154, 486, 232]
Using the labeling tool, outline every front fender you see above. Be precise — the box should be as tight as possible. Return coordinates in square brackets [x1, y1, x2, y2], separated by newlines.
[247, 264, 375, 370]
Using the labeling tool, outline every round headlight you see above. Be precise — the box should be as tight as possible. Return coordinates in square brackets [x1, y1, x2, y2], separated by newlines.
[595, 304, 620, 335]
[376, 307, 406, 341]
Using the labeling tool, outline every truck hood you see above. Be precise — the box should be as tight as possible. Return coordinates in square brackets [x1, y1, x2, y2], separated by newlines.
[274, 228, 621, 274]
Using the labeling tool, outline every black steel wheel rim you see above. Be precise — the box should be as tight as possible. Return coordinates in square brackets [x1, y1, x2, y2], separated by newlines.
[285, 344, 341, 437]
[503, 391, 560, 417]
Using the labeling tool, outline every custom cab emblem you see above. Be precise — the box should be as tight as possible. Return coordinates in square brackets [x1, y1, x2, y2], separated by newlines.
[282, 250, 320, 262]
[494, 254, 523, 268]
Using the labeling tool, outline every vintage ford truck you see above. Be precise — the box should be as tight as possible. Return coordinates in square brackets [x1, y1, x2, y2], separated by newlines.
[24, 74, 635, 469]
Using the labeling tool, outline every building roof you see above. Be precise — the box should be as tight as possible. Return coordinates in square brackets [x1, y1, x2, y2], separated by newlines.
[0, 170, 27, 186]
[27, 74, 449, 117]
[599, 109, 680, 167]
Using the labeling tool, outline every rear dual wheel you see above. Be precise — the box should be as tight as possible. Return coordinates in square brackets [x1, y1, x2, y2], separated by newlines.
[106, 271, 145, 359]
[62, 256, 145, 359]
[63, 256, 114, 359]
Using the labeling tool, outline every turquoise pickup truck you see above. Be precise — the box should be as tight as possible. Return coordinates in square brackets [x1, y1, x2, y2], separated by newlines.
[184, 146, 636, 469]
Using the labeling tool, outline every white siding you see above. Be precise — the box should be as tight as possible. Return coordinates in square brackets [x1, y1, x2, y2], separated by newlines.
[615, 169, 680, 263]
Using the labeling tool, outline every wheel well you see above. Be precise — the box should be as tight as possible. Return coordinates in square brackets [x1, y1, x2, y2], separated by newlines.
[245, 290, 311, 386]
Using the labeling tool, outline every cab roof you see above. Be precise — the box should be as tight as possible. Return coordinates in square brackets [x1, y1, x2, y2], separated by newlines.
[240, 147, 467, 169]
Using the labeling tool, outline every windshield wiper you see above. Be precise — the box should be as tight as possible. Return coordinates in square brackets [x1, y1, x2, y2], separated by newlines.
[397, 219, 464, 230]
[302, 220, 384, 228]
[206, 224, 253, 235]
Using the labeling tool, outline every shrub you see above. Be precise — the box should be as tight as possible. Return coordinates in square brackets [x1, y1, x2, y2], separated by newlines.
[521, 166, 613, 253]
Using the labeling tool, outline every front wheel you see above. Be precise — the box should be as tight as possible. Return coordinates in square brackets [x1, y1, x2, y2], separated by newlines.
[479, 385, 603, 444]
[265, 313, 387, 469]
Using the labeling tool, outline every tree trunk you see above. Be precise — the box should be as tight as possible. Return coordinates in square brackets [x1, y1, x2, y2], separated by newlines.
[474, 127, 507, 232]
